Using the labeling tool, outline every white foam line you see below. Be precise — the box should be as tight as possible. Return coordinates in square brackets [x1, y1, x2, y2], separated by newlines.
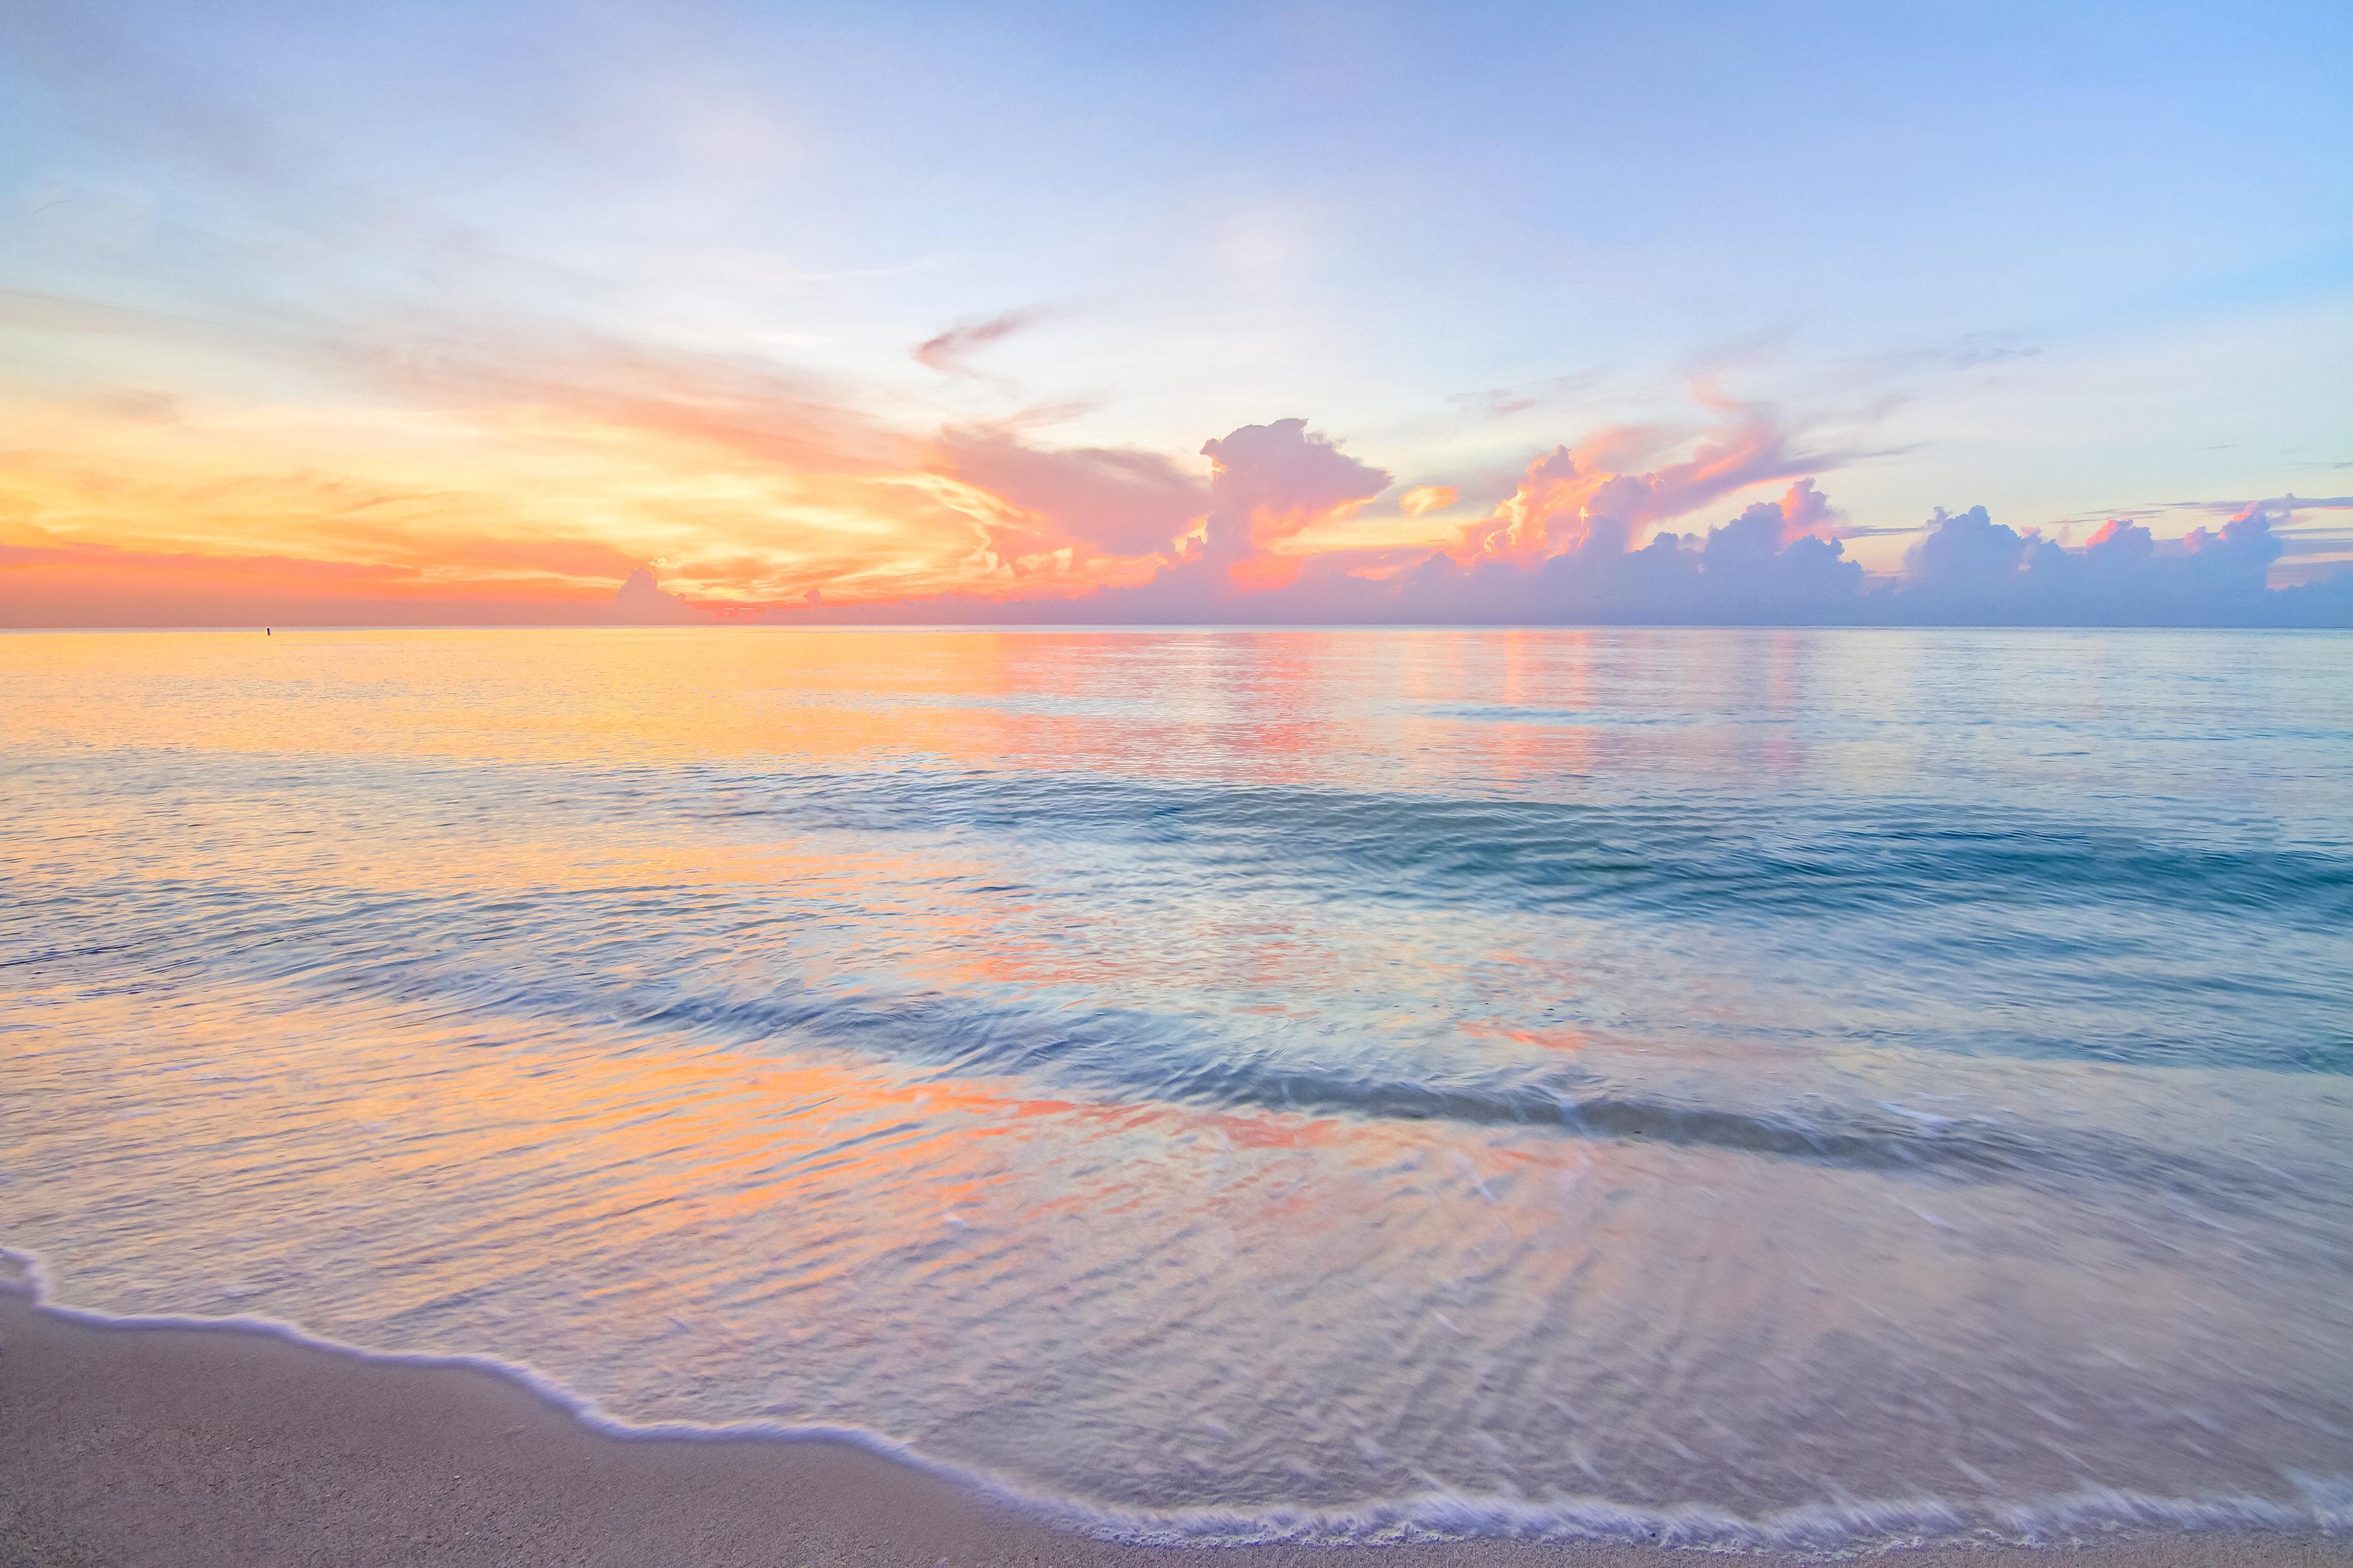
[5, 1245, 2346, 1554]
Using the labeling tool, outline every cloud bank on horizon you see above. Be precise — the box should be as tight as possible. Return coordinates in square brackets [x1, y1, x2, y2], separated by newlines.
[701, 416, 2353, 629]
[9, 369, 2349, 625]
[3, 0, 2349, 627]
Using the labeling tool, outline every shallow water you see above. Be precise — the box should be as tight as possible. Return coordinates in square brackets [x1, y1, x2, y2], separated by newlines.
[4, 627, 2350, 1546]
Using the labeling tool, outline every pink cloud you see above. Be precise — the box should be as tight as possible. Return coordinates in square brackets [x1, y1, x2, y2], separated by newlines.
[1197, 418, 1392, 565]
[912, 310, 1045, 376]
[1399, 485, 1458, 518]
[1463, 413, 1833, 566]
[929, 427, 1209, 559]
[1776, 478, 1837, 542]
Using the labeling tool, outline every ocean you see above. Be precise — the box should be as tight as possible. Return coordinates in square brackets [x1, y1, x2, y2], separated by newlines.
[4, 626, 2350, 1550]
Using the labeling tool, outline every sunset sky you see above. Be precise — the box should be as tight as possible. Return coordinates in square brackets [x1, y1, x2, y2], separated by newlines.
[5, 0, 2349, 624]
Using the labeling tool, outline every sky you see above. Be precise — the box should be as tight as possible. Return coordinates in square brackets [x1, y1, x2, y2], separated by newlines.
[3, 0, 2350, 626]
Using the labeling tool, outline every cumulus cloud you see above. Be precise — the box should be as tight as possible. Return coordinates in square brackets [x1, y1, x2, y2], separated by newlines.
[1161, 419, 1386, 596]
[760, 418, 2352, 628]
[1197, 418, 1392, 561]
[612, 566, 699, 624]
[1775, 478, 1838, 541]
[1460, 412, 1841, 567]
[1888, 499, 2329, 624]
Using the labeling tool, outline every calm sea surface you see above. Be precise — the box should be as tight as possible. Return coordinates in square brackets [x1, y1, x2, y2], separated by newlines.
[4, 628, 2351, 1547]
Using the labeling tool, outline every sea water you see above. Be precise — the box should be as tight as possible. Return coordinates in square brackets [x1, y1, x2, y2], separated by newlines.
[3, 627, 2350, 1547]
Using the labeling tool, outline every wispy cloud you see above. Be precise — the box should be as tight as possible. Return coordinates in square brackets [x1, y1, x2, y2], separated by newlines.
[912, 309, 1047, 376]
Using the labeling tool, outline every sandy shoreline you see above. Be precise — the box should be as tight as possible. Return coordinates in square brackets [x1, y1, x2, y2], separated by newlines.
[2, 1288, 2346, 1568]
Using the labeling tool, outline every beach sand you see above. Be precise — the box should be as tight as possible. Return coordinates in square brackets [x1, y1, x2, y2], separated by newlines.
[2, 1288, 2345, 1568]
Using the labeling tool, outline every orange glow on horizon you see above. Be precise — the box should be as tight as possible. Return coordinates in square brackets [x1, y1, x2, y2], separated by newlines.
[0, 386, 1197, 624]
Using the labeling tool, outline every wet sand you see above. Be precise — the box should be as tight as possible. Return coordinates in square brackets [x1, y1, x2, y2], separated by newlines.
[2, 1288, 2346, 1568]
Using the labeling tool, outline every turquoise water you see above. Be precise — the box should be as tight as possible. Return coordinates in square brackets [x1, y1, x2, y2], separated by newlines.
[3, 627, 2350, 1546]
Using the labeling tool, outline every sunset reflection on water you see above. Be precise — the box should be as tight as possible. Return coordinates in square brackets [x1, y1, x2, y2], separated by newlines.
[5, 628, 2352, 1545]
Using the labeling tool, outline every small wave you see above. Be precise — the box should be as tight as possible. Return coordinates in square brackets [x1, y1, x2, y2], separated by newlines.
[65, 921, 2313, 1214]
[4, 1247, 2344, 1555]
[21, 899, 2315, 1212]
[711, 770, 2353, 927]
[575, 985, 2315, 1210]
